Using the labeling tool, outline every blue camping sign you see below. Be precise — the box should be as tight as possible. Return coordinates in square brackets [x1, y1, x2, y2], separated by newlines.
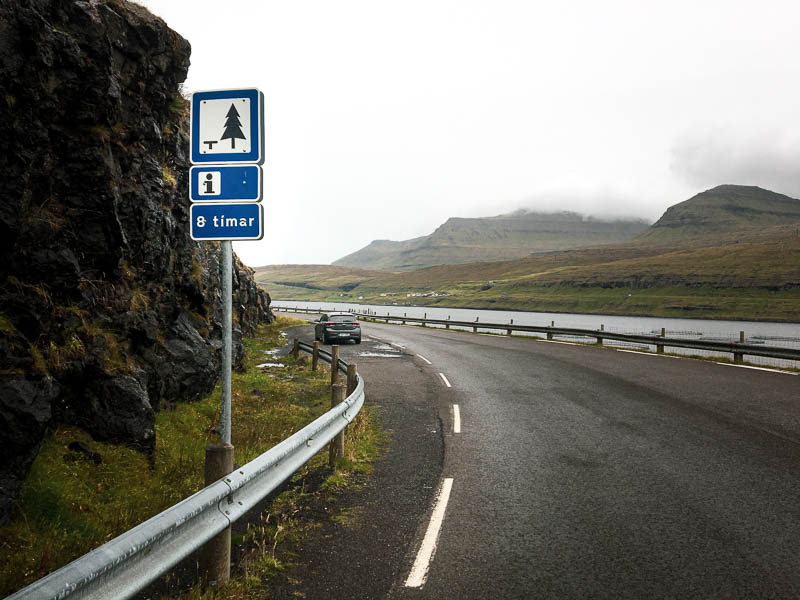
[190, 88, 264, 165]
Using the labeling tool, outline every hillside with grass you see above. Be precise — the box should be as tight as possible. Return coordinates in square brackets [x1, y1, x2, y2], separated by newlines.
[636, 185, 800, 244]
[334, 210, 649, 270]
[0, 318, 382, 598]
[256, 185, 800, 321]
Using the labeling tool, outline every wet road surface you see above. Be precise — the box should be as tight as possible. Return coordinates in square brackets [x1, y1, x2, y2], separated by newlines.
[276, 313, 800, 599]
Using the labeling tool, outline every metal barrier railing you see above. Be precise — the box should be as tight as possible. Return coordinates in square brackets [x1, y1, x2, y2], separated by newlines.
[273, 306, 800, 364]
[7, 347, 363, 600]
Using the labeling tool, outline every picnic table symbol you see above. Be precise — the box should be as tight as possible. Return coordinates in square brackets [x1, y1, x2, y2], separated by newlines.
[203, 100, 248, 150]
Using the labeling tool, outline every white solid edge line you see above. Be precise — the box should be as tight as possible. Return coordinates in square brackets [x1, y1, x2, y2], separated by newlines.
[453, 404, 461, 433]
[416, 353, 433, 364]
[715, 362, 798, 375]
[439, 372, 452, 387]
[405, 478, 455, 588]
[615, 349, 658, 356]
[615, 349, 681, 358]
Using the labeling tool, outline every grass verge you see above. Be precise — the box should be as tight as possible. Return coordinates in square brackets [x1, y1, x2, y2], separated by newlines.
[0, 316, 383, 598]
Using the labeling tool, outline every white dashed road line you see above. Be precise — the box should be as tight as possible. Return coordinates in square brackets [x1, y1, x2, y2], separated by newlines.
[453, 404, 461, 434]
[405, 478, 455, 588]
[439, 373, 452, 388]
[416, 353, 432, 364]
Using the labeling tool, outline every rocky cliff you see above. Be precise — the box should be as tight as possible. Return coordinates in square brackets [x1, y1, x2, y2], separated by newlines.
[0, 0, 273, 523]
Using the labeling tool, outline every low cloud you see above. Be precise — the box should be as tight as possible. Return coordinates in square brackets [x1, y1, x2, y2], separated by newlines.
[671, 130, 800, 199]
[509, 190, 660, 223]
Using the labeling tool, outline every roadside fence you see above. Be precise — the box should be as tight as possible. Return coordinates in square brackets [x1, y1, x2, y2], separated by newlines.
[273, 306, 800, 367]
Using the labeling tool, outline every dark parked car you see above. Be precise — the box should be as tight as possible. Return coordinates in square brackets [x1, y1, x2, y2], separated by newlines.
[314, 312, 361, 344]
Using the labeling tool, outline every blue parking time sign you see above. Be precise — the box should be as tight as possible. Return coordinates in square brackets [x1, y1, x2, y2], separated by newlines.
[189, 165, 262, 202]
[190, 203, 263, 241]
[190, 88, 264, 165]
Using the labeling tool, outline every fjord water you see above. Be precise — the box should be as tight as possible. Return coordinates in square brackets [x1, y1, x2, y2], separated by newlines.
[275, 300, 800, 369]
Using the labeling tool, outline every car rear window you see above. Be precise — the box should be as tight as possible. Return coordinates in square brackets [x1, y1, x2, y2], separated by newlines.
[330, 315, 355, 323]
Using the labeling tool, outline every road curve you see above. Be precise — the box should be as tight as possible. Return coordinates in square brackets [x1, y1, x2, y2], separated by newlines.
[279, 314, 800, 599]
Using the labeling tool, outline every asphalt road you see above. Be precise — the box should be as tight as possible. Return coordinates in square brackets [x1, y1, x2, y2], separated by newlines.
[279, 313, 800, 599]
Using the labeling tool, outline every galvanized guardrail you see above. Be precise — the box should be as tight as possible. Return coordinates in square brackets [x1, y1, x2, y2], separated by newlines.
[274, 306, 800, 364]
[7, 346, 363, 600]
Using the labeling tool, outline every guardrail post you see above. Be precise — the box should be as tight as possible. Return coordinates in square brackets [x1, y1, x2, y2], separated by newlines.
[657, 327, 665, 354]
[422, 312, 426, 327]
[201, 443, 234, 588]
[312, 341, 320, 371]
[473, 317, 478, 333]
[597, 324, 604, 345]
[347, 363, 358, 396]
[329, 383, 346, 466]
[734, 330, 745, 364]
[507, 319, 512, 336]
[446, 316, 450, 329]
[291, 338, 300, 358]
[330, 345, 340, 386]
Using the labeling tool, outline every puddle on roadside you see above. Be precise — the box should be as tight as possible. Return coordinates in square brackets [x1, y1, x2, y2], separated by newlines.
[372, 343, 401, 353]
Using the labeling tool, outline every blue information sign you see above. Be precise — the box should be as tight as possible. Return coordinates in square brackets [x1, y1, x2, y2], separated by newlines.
[190, 203, 263, 241]
[190, 88, 264, 165]
[189, 165, 262, 202]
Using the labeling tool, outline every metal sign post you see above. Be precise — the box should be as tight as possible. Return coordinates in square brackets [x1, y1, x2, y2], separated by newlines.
[189, 87, 265, 441]
[189, 87, 265, 588]
[221, 241, 232, 446]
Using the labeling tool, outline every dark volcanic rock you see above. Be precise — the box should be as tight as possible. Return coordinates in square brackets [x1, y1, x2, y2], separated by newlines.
[0, 0, 274, 522]
[82, 375, 155, 452]
[0, 377, 60, 519]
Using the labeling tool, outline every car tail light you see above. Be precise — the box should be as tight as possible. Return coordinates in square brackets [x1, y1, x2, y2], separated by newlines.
[324, 321, 335, 326]
[351, 321, 359, 325]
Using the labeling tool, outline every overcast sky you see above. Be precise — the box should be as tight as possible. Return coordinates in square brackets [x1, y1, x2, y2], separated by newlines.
[137, 0, 800, 267]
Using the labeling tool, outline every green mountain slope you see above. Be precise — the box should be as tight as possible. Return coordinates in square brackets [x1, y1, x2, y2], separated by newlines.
[637, 185, 800, 244]
[334, 211, 649, 270]
[256, 185, 800, 321]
